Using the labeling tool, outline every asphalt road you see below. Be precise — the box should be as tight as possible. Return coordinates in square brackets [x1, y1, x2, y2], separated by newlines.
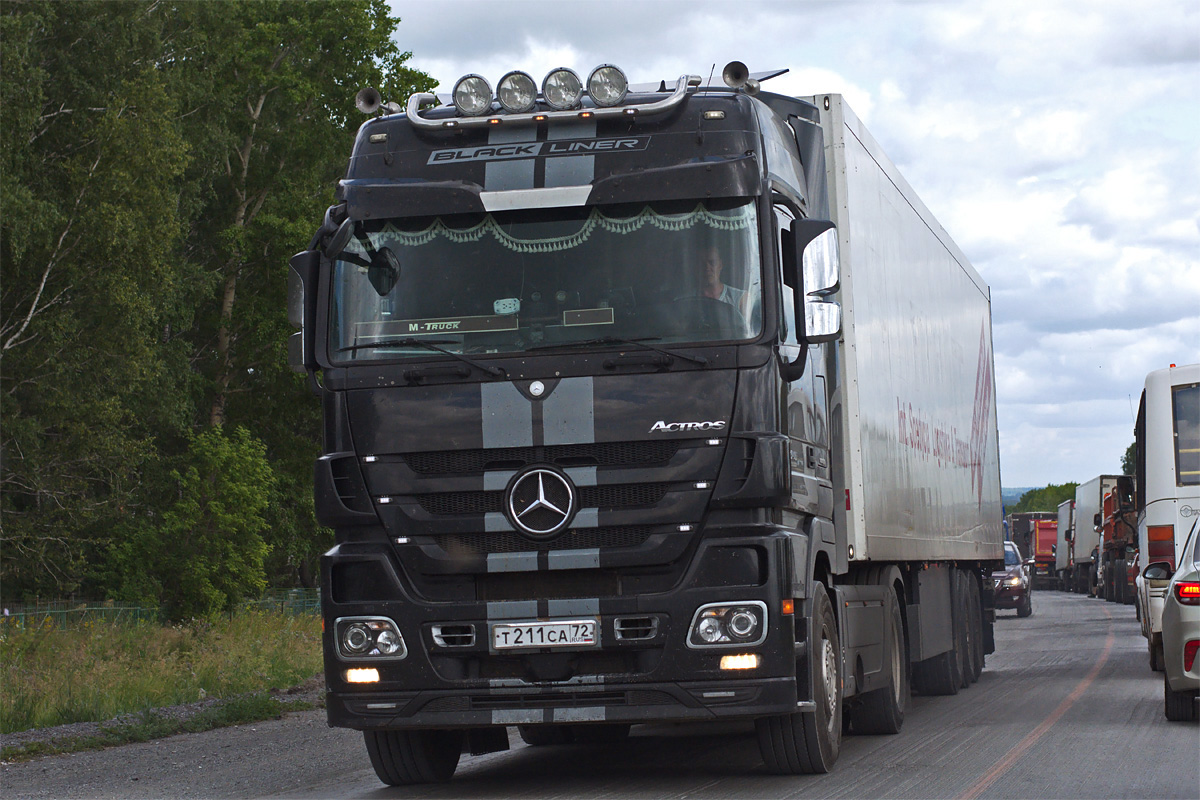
[4, 591, 1197, 800]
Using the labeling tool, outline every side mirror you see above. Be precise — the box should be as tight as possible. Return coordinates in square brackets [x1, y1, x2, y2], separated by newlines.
[287, 249, 320, 373]
[1143, 561, 1174, 581]
[1093, 513, 1102, 529]
[791, 219, 841, 343]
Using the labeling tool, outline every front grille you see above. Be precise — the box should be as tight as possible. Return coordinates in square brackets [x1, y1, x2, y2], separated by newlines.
[416, 484, 670, 517]
[403, 440, 680, 475]
[434, 526, 653, 555]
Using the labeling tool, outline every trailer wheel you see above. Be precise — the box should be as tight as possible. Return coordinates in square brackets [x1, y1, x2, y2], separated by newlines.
[847, 589, 908, 734]
[966, 571, 984, 681]
[1164, 673, 1199, 722]
[364, 729, 462, 786]
[756, 583, 842, 773]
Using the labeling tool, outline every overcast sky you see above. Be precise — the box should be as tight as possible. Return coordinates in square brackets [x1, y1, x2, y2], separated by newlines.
[388, 0, 1199, 489]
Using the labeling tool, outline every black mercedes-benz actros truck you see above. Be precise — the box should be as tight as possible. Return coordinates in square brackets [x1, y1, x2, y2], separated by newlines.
[289, 62, 1004, 785]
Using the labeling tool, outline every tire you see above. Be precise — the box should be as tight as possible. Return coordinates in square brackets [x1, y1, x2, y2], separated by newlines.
[1017, 589, 1033, 618]
[966, 571, 985, 681]
[848, 590, 908, 734]
[756, 583, 842, 773]
[364, 729, 463, 786]
[1150, 640, 1165, 673]
[570, 723, 631, 744]
[1164, 673, 1199, 722]
[518, 725, 574, 746]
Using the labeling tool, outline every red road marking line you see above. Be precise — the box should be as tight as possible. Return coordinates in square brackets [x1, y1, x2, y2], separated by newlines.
[957, 606, 1115, 800]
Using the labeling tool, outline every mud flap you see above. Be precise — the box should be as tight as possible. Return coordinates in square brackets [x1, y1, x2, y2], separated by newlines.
[829, 584, 889, 699]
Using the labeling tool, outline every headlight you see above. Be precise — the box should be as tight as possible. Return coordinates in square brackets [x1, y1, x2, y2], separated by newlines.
[452, 74, 493, 116]
[587, 64, 628, 107]
[688, 601, 767, 648]
[1006, 575, 1022, 586]
[542, 68, 583, 110]
[335, 617, 407, 660]
[497, 70, 537, 113]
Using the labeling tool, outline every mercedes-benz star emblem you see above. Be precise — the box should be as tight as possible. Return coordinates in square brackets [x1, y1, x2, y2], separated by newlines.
[507, 468, 575, 538]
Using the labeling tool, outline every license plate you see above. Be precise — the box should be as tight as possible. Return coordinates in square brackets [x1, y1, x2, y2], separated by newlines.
[491, 619, 598, 651]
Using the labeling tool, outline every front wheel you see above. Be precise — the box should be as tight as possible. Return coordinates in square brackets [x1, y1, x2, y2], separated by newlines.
[1017, 589, 1033, 618]
[363, 729, 463, 786]
[756, 583, 842, 773]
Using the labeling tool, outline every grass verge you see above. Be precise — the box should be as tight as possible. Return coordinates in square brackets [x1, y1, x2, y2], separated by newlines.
[0, 692, 319, 763]
[1, 609, 323, 733]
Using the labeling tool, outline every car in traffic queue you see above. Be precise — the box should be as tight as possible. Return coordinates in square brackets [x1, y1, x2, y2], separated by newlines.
[994, 541, 1033, 617]
[1148, 522, 1200, 721]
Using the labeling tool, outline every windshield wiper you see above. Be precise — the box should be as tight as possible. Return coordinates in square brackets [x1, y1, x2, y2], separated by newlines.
[337, 337, 506, 379]
[527, 336, 708, 366]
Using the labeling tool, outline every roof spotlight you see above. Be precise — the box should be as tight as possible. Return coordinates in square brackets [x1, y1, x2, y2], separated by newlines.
[587, 64, 628, 107]
[497, 70, 537, 114]
[452, 74, 493, 116]
[542, 68, 583, 111]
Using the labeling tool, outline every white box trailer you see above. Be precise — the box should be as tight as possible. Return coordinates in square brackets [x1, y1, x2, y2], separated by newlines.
[1056, 498, 1074, 581]
[1071, 475, 1121, 594]
[810, 95, 1004, 566]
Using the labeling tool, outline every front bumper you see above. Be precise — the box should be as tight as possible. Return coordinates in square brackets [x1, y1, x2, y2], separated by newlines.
[321, 529, 807, 730]
[992, 579, 1028, 609]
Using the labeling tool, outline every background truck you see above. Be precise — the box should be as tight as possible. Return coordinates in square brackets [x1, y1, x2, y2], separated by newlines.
[1006, 512, 1055, 588]
[289, 61, 1003, 785]
[1071, 476, 1121, 595]
[1056, 499, 1075, 591]
[1133, 363, 1200, 671]
[1098, 477, 1137, 604]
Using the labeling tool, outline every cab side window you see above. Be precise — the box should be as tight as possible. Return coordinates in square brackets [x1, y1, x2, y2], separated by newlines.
[774, 205, 798, 346]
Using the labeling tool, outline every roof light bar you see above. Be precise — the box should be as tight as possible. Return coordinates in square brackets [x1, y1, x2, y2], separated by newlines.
[406, 74, 700, 131]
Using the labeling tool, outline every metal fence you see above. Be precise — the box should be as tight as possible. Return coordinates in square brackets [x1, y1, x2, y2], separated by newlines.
[1, 588, 321, 631]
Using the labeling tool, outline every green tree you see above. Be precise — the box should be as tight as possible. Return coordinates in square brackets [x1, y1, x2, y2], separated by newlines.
[1011, 483, 1079, 514]
[116, 426, 275, 620]
[1121, 442, 1135, 476]
[1, 2, 200, 599]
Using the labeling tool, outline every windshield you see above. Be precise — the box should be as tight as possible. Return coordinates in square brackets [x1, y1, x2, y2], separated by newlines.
[330, 199, 762, 363]
[1004, 545, 1021, 566]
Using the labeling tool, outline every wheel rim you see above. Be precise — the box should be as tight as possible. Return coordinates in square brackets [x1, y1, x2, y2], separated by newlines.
[821, 632, 838, 723]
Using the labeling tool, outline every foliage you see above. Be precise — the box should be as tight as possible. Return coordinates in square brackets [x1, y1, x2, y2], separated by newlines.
[115, 427, 275, 619]
[0, 608, 321, 734]
[0, 1, 433, 603]
[1121, 442, 1135, 476]
[1010, 483, 1079, 514]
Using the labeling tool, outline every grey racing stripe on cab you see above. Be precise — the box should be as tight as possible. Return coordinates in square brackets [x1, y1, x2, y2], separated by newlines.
[485, 512, 514, 532]
[485, 470, 516, 491]
[547, 548, 600, 570]
[545, 121, 597, 188]
[543, 376, 594, 445]
[547, 598, 599, 616]
[493, 709, 547, 725]
[564, 466, 597, 487]
[481, 382, 532, 448]
[487, 552, 539, 573]
[552, 707, 606, 722]
[487, 600, 538, 620]
[572, 508, 598, 529]
[484, 127, 536, 191]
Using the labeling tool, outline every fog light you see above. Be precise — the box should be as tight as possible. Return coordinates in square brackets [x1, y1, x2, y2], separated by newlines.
[587, 64, 628, 107]
[452, 74, 493, 116]
[542, 68, 582, 110]
[497, 70, 537, 113]
[345, 668, 380, 683]
[720, 654, 759, 670]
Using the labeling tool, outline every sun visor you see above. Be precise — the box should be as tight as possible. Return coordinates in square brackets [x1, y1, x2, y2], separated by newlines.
[589, 154, 760, 206]
[341, 179, 486, 221]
